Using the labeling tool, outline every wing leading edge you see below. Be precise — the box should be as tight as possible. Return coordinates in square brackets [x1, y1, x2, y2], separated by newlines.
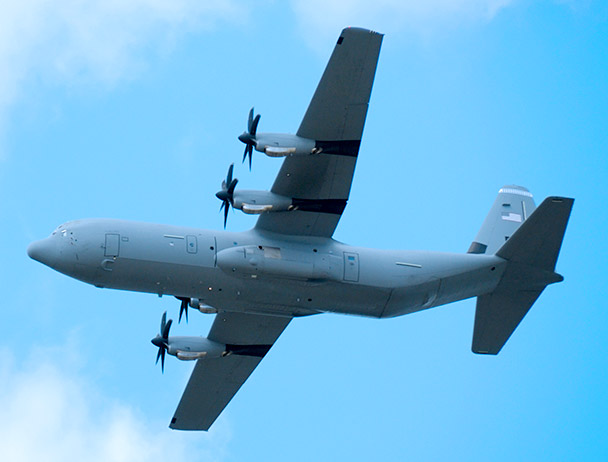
[169, 311, 291, 431]
[255, 27, 383, 237]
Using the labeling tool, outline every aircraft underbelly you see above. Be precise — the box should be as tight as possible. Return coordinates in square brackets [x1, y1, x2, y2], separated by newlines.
[94, 258, 218, 296]
[92, 250, 504, 320]
[381, 278, 441, 318]
[381, 263, 505, 318]
[206, 274, 392, 318]
[88, 253, 388, 317]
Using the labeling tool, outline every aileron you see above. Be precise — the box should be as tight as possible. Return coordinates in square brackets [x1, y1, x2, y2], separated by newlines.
[297, 27, 383, 141]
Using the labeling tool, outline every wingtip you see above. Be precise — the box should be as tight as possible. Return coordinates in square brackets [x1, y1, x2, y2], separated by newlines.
[548, 196, 575, 204]
[169, 417, 211, 432]
[471, 347, 500, 355]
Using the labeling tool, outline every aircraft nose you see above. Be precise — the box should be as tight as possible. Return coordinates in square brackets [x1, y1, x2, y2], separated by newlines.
[27, 238, 56, 267]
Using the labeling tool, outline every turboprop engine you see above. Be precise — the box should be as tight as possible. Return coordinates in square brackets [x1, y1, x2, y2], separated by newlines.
[252, 132, 317, 157]
[215, 164, 295, 227]
[238, 108, 318, 168]
[151, 312, 227, 371]
[214, 164, 349, 228]
[232, 190, 293, 214]
[151, 312, 275, 372]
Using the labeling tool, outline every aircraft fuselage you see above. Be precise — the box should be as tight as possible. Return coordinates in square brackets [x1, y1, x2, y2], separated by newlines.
[28, 218, 507, 319]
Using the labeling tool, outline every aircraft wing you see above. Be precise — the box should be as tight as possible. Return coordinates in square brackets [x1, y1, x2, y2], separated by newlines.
[169, 311, 291, 431]
[255, 27, 383, 237]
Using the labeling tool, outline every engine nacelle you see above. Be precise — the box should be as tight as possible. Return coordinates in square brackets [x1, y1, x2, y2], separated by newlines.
[176, 351, 210, 360]
[167, 336, 226, 360]
[254, 133, 317, 157]
[232, 190, 293, 215]
[188, 298, 218, 314]
[166, 335, 276, 361]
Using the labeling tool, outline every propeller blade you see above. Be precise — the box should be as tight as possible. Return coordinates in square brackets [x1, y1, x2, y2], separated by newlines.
[154, 336, 166, 373]
[179, 298, 189, 323]
[226, 163, 234, 185]
[239, 108, 260, 170]
[227, 178, 238, 195]
[250, 114, 261, 136]
[153, 311, 172, 373]
[247, 107, 254, 132]
[246, 145, 253, 170]
[217, 164, 239, 227]
[162, 318, 172, 340]
[242, 144, 250, 166]
[160, 311, 167, 333]
[223, 201, 230, 228]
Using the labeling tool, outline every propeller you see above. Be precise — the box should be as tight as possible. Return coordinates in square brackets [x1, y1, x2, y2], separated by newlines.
[151, 311, 172, 373]
[238, 107, 261, 170]
[215, 163, 238, 228]
[175, 297, 190, 323]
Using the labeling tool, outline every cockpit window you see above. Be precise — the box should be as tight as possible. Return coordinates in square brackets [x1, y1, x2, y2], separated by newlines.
[52, 225, 68, 237]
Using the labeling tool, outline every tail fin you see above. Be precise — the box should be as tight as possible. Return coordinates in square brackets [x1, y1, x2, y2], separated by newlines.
[468, 185, 536, 255]
[472, 196, 574, 355]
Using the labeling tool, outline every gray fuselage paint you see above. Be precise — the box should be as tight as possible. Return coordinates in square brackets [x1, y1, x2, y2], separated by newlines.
[34, 218, 507, 319]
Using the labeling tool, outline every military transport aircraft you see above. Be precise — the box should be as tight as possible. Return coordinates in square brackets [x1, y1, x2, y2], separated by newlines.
[27, 27, 573, 431]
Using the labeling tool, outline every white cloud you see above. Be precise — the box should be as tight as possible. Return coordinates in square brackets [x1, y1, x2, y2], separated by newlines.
[290, 0, 514, 48]
[0, 0, 247, 159]
[0, 346, 231, 462]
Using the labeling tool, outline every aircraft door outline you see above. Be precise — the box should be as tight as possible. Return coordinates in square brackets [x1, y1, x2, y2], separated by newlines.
[104, 233, 120, 257]
[343, 252, 360, 282]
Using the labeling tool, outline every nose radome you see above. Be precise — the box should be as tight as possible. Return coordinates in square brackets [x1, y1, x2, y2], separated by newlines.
[27, 238, 55, 267]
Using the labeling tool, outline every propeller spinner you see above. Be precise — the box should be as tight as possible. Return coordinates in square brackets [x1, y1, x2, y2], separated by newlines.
[238, 107, 261, 170]
[215, 163, 238, 228]
[151, 311, 172, 373]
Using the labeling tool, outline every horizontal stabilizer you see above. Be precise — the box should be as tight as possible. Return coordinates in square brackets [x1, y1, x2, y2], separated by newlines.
[472, 289, 543, 354]
[472, 196, 574, 355]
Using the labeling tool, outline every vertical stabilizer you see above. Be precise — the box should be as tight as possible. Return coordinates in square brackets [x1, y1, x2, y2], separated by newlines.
[468, 186, 536, 255]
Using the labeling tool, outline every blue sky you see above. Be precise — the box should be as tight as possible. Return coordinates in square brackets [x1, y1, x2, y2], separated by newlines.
[1, 1, 607, 460]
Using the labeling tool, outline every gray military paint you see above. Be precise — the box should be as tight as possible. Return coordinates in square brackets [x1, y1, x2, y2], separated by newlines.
[26, 27, 573, 431]
[27, 218, 507, 318]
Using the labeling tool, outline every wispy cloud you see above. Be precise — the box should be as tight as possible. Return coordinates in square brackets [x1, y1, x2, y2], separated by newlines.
[0, 0, 247, 159]
[0, 346, 231, 462]
[290, 0, 514, 48]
